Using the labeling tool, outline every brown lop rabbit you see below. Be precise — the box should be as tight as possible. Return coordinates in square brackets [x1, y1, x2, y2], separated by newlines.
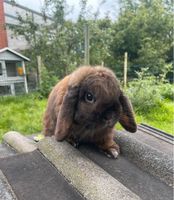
[43, 66, 137, 158]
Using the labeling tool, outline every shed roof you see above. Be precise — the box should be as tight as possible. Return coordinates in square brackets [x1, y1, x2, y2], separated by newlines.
[0, 47, 30, 61]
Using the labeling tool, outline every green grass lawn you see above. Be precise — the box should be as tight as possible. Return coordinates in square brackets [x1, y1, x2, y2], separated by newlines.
[0, 93, 173, 142]
[135, 101, 174, 135]
[0, 94, 47, 141]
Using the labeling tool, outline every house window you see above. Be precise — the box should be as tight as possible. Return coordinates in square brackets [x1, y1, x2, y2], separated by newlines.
[0, 63, 2, 76]
[6, 62, 17, 77]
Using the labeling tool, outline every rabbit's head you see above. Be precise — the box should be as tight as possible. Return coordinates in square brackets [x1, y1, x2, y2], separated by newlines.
[55, 66, 137, 141]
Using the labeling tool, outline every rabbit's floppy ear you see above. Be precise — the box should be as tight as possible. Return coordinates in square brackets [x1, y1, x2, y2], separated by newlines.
[55, 86, 79, 141]
[54, 66, 96, 141]
[119, 92, 137, 133]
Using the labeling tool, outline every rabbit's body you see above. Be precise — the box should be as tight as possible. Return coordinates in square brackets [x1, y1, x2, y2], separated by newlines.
[43, 66, 137, 158]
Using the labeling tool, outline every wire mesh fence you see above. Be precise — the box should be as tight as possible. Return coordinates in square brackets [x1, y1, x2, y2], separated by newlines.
[0, 78, 38, 96]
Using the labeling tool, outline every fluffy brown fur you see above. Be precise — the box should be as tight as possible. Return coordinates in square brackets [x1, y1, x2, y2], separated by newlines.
[43, 66, 137, 158]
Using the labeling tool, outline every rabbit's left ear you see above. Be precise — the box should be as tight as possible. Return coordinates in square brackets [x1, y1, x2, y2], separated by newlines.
[119, 92, 137, 133]
[55, 86, 79, 141]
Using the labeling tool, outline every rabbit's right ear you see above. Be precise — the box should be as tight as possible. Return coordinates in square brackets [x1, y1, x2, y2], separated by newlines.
[119, 92, 137, 133]
[55, 86, 79, 141]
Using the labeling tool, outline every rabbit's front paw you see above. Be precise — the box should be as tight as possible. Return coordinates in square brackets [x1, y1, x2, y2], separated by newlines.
[104, 144, 120, 159]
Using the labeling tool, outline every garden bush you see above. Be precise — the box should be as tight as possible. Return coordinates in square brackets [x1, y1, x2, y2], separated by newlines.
[125, 77, 173, 114]
[158, 83, 174, 100]
[38, 67, 58, 98]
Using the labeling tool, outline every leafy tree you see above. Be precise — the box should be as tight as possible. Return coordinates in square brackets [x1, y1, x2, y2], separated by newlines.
[9, 1, 86, 79]
[112, 0, 173, 77]
[9, 0, 173, 83]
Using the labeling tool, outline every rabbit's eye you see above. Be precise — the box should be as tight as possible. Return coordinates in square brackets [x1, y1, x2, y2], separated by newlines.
[85, 92, 94, 103]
